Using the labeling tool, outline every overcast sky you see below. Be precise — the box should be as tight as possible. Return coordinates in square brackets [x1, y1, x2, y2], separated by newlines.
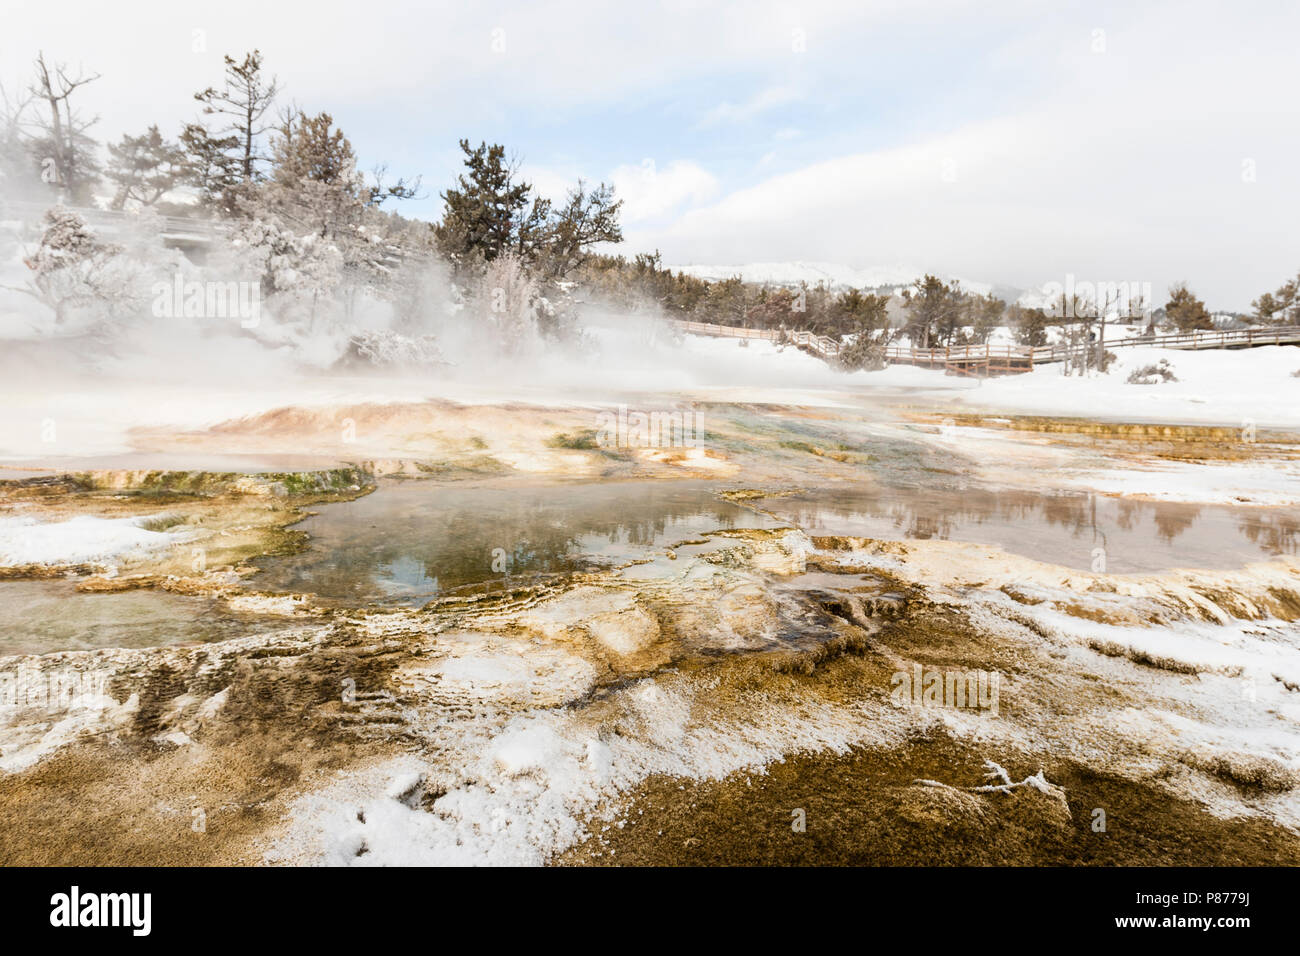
[5, 0, 1297, 309]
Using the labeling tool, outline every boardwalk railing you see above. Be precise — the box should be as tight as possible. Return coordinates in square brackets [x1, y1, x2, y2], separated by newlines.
[883, 342, 1035, 376]
[670, 318, 1300, 376]
[1, 199, 224, 242]
[1089, 325, 1300, 353]
[0, 199, 407, 265]
[671, 320, 843, 358]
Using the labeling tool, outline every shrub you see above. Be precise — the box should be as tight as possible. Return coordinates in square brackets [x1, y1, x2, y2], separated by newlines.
[1126, 358, 1178, 384]
[836, 334, 888, 372]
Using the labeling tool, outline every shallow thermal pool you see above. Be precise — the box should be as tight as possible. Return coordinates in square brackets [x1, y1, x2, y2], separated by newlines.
[249, 478, 785, 606]
[0, 580, 300, 657]
[249, 477, 1300, 609]
[6, 476, 1295, 655]
[755, 486, 1300, 574]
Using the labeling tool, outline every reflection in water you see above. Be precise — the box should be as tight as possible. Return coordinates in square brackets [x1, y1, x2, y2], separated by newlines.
[760, 488, 1300, 574]
[0, 581, 296, 657]
[251, 479, 782, 606]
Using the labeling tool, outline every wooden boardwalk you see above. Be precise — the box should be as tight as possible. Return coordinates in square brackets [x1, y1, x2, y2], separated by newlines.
[1, 199, 409, 266]
[2, 199, 224, 251]
[670, 319, 1300, 376]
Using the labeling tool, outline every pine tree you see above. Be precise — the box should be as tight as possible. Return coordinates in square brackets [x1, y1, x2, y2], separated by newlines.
[902, 274, 963, 347]
[179, 123, 240, 213]
[538, 180, 623, 278]
[1007, 304, 1048, 347]
[971, 293, 1006, 344]
[105, 126, 186, 209]
[1164, 282, 1213, 332]
[194, 50, 280, 184]
[435, 140, 533, 264]
[1251, 274, 1298, 326]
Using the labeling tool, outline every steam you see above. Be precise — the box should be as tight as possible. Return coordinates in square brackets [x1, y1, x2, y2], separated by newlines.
[0, 196, 871, 461]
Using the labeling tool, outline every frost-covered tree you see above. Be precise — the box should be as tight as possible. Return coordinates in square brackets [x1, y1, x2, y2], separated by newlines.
[472, 252, 545, 355]
[8, 208, 136, 325]
[258, 110, 405, 317]
[231, 215, 342, 334]
[264, 111, 368, 235]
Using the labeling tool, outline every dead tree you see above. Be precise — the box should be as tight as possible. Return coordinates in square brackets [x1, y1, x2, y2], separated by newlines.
[28, 52, 101, 202]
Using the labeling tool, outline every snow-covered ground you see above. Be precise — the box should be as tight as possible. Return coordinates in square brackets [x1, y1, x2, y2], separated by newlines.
[947, 345, 1300, 429]
[675, 333, 1300, 430]
[0, 514, 184, 566]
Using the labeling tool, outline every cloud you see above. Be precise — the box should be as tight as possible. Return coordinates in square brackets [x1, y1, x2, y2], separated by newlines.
[626, 2, 1300, 309]
[5, 0, 1297, 307]
[699, 85, 801, 127]
[608, 159, 719, 224]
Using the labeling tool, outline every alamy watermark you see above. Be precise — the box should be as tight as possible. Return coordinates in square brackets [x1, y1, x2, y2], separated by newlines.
[50, 886, 151, 936]
[890, 665, 1000, 716]
[595, 405, 705, 449]
[1040, 274, 1152, 320]
[151, 273, 260, 328]
[0, 665, 109, 713]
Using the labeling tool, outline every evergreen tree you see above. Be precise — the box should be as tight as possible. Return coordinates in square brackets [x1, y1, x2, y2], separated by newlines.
[436, 140, 621, 276]
[104, 126, 186, 209]
[1007, 303, 1048, 347]
[1251, 274, 1298, 325]
[702, 275, 748, 326]
[970, 292, 1006, 344]
[435, 140, 532, 264]
[194, 50, 280, 184]
[179, 123, 240, 213]
[1164, 282, 1213, 332]
[902, 274, 963, 347]
[538, 180, 623, 278]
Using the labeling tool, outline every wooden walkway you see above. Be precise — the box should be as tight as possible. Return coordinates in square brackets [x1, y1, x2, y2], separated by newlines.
[2, 199, 224, 251]
[670, 319, 1300, 376]
[1, 199, 409, 266]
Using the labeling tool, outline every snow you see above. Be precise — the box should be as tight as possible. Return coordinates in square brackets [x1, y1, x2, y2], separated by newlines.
[1056, 458, 1300, 506]
[837, 343, 1300, 429]
[0, 514, 184, 566]
[269, 676, 912, 866]
[964, 345, 1300, 428]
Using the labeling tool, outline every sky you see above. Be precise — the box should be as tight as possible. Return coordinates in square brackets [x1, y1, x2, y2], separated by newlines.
[3, 0, 1298, 310]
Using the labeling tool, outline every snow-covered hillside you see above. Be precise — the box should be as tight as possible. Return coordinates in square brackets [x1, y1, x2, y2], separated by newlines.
[668, 260, 994, 296]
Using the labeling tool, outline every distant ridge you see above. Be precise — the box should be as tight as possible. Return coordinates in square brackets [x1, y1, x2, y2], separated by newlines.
[668, 260, 994, 296]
